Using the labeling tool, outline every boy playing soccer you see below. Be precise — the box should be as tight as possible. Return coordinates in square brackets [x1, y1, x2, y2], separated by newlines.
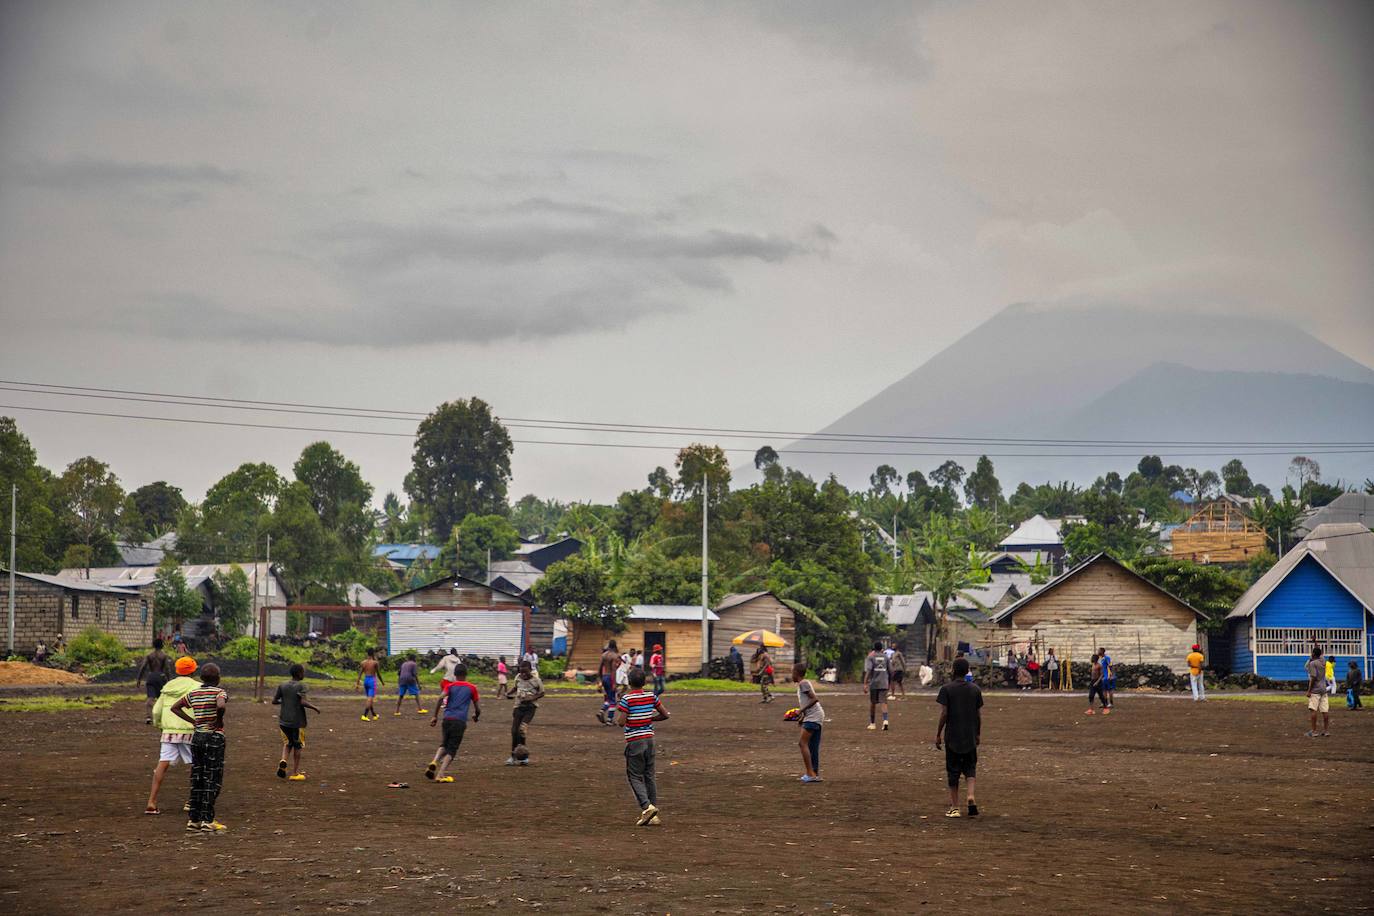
[393, 652, 427, 716]
[273, 663, 321, 781]
[170, 662, 228, 832]
[427, 664, 480, 783]
[935, 657, 983, 818]
[507, 659, 545, 765]
[617, 666, 669, 826]
[356, 647, 383, 721]
[794, 661, 823, 783]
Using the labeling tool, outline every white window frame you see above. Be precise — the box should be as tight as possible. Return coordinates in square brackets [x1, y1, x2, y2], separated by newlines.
[1254, 627, 1363, 657]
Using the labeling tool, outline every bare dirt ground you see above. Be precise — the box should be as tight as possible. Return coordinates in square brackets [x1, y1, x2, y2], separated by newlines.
[1, 687, 1371, 914]
[0, 662, 86, 687]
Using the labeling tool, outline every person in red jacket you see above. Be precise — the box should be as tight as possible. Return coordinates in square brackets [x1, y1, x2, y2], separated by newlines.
[649, 644, 667, 696]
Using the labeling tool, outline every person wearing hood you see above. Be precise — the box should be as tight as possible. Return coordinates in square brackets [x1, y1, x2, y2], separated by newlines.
[144, 655, 201, 816]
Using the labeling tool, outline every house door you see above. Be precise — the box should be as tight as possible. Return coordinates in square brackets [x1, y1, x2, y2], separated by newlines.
[644, 630, 666, 665]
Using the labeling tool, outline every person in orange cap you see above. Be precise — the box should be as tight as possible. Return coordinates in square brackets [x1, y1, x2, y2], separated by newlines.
[144, 656, 200, 815]
[1186, 644, 1206, 702]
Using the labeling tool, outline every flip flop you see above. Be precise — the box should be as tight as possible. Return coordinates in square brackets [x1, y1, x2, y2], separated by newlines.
[386, 782, 410, 789]
[144, 807, 161, 815]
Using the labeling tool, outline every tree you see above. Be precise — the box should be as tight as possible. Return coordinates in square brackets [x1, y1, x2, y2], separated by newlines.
[267, 481, 338, 603]
[1289, 456, 1321, 492]
[963, 455, 1002, 510]
[753, 446, 779, 471]
[0, 417, 60, 572]
[57, 456, 124, 572]
[1300, 480, 1344, 508]
[1131, 557, 1247, 632]
[675, 444, 731, 505]
[293, 442, 373, 550]
[153, 555, 202, 631]
[1250, 495, 1302, 554]
[509, 493, 567, 540]
[647, 466, 674, 499]
[615, 547, 700, 606]
[404, 399, 513, 537]
[912, 538, 983, 661]
[1137, 455, 1165, 481]
[212, 565, 254, 636]
[446, 513, 519, 580]
[533, 554, 628, 660]
[128, 481, 187, 540]
[613, 489, 662, 542]
[1183, 468, 1221, 505]
[1220, 459, 1255, 497]
[869, 464, 899, 498]
[179, 462, 283, 562]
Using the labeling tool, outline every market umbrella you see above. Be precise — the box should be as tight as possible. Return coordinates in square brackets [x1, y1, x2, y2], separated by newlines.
[731, 629, 787, 648]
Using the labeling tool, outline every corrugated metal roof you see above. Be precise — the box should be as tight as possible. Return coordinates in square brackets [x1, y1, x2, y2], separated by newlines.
[990, 553, 1204, 623]
[715, 591, 773, 612]
[372, 544, 442, 562]
[999, 514, 1063, 548]
[1296, 493, 1374, 537]
[875, 593, 930, 626]
[6, 569, 144, 595]
[386, 609, 526, 657]
[628, 605, 719, 621]
[382, 574, 530, 606]
[118, 531, 179, 567]
[1228, 523, 1374, 620]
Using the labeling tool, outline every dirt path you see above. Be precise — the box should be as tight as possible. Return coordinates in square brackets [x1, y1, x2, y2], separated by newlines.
[1, 690, 1371, 914]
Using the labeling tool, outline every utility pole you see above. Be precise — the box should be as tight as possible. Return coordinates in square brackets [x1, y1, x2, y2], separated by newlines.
[8, 485, 16, 655]
[256, 534, 270, 703]
[892, 510, 898, 568]
[700, 485, 710, 676]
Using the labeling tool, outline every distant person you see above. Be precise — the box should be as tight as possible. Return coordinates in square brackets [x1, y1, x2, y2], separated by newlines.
[753, 647, 775, 704]
[1016, 659, 1032, 691]
[274, 663, 320, 781]
[53, 633, 65, 655]
[935, 657, 983, 818]
[1186, 644, 1206, 702]
[649, 644, 666, 696]
[522, 647, 540, 675]
[394, 652, 427, 715]
[170, 662, 227, 832]
[1045, 648, 1060, 690]
[821, 666, 838, 683]
[616, 648, 633, 698]
[356, 647, 383, 721]
[1306, 648, 1330, 737]
[863, 641, 890, 731]
[431, 647, 461, 690]
[597, 640, 621, 725]
[889, 648, 908, 699]
[617, 666, 669, 826]
[1345, 662, 1363, 710]
[171, 627, 186, 655]
[1085, 652, 1109, 716]
[1325, 657, 1337, 696]
[793, 661, 824, 783]
[144, 655, 200, 816]
[496, 655, 511, 700]
[728, 644, 744, 681]
[136, 638, 171, 725]
[33, 639, 48, 664]
[507, 659, 545, 766]
[427, 664, 480, 783]
[1099, 647, 1115, 709]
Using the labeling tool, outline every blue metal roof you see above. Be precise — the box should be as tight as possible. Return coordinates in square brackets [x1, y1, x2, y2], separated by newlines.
[372, 543, 442, 562]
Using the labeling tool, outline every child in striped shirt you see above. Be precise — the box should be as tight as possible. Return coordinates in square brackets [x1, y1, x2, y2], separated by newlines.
[170, 662, 228, 832]
[616, 666, 669, 826]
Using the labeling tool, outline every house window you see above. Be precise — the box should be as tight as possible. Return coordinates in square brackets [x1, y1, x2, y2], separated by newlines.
[1254, 627, 1362, 657]
[141, 600, 148, 625]
[118, 599, 127, 622]
[71, 595, 79, 619]
[95, 597, 101, 621]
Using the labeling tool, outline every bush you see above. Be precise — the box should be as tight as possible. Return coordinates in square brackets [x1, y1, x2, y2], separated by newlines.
[65, 627, 130, 668]
[220, 636, 262, 660]
[330, 627, 378, 659]
[537, 657, 567, 680]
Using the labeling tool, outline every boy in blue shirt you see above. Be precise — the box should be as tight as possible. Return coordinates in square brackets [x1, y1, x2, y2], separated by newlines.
[426, 664, 480, 783]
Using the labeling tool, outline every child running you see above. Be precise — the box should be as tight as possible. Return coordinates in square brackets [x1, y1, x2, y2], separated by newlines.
[273, 663, 321, 781]
[356, 647, 383, 721]
[597, 640, 621, 725]
[393, 652, 427, 716]
[135, 638, 171, 725]
[649, 644, 666, 697]
[507, 659, 545, 765]
[794, 661, 823, 783]
[496, 656, 510, 699]
[431, 647, 461, 690]
[863, 641, 891, 731]
[1085, 652, 1110, 715]
[170, 662, 228, 832]
[427, 664, 480, 783]
[617, 666, 669, 826]
[935, 657, 983, 818]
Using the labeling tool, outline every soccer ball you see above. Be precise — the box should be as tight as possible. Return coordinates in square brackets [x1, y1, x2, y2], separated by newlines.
[782, 707, 801, 721]
[512, 744, 530, 761]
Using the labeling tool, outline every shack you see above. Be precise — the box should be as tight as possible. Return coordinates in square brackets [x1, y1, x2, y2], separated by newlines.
[380, 574, 543, 656]
[568, 605, 718, 676]
[710, 592, 796, 668]
[1, 569, 153, 651]
[1169, 496, 1267, 564]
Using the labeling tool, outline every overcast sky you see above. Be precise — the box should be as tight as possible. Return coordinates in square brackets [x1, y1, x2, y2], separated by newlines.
[1, 0, 1371, 506]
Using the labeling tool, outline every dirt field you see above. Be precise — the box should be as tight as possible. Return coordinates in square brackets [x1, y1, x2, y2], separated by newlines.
[1, 687, 1371, 914]
[0, 662, 87, 687]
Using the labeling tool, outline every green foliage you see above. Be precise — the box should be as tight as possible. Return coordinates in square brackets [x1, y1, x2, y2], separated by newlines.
[330, 626, 379, 658]
[153, 556, 202, 629]
[1221, 459, 1255, 497]
[220, 635, 263, 660]
[1242, 550, 1278, 585]
[615, 547, 700, 605]
[57, 456, 124, 566]
[537, 656, 567, 680]
[963, 455, 1002, 511]
[0, 418, 62, 572]
[294, 441, 374, 551]
[212, 565, 254, 636]
[405, 398, 513, 537]
[267, 481, 337, 600]
[178, 462, 282, 562]
[509, 493, 568, 540]
[127, 481, 187, 541]
[912, 534, 983, 657]
[442, 513, 519, 579]
[534, 553, 629, 634]
[65, 626, 129, 668]
[676, 443, 731, 504]
[1130, 557, 1247, 632]
[1249, 495, 1303, 552]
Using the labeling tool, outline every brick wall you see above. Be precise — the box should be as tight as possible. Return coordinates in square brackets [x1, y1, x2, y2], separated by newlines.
[1, 577, 154, 652]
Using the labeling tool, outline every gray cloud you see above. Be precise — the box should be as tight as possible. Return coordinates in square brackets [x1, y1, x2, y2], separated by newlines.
[11, 157, 244, 190]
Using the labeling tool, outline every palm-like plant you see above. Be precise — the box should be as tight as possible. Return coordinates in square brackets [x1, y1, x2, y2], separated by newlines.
[913, 539, 985, 662]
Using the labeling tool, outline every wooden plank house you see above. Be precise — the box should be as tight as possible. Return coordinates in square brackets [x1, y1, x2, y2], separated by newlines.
[710, 592, 797, 668]
[568, 605, 718, 676]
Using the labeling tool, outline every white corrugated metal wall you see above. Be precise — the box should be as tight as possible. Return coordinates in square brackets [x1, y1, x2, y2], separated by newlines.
[386, 609, 526, 657]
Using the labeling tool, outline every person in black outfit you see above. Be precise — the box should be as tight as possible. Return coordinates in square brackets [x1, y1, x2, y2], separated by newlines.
[935, 656, 983, 818]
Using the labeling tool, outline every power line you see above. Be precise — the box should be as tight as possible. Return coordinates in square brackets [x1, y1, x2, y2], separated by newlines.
[5, 402, 1372, 459]
[4, 378, 1372, 449]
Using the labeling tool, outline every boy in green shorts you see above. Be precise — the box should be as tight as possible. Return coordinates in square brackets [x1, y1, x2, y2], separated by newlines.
[273, 663, 321, 781]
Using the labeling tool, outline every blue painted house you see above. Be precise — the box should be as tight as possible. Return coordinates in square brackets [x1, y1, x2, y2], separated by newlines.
[1226, 522, 1374, 680]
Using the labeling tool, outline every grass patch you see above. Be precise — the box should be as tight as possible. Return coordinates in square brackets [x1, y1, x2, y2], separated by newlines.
[665, 678, 760, 692]
[0, 695, 132, 713]
[1209, 693, 1310, 704]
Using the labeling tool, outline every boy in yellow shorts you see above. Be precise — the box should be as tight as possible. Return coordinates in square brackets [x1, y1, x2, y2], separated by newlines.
[273, 664, 321, 780]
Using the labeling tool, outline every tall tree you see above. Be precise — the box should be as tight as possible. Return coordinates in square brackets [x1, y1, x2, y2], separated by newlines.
[179, 462, 283, 563]
[293, 441, 373, 551]
[509, 493, 567, 540]
[444, 513, 519, 580]
[0, 417, 60, 571]
[869, 464, 899, 498]
[153, 555, 202, 631]
[962, 455, 1002, 510]
[128, 481, 187, 540]
[211, 565, 254, 636]
[1288, 456, 1321, 492]
[267, 481, 338, 603]
[57, 456, 124, 572]
[1220, 459, 1255, 497]
[913, 537, 983, 662]
[1183, 468, 1221, 504]
[405, 399, 513, 537]
[753, 446, 779, 472]
[533, 553, 627, 661]
[675, 443, 731, 505]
